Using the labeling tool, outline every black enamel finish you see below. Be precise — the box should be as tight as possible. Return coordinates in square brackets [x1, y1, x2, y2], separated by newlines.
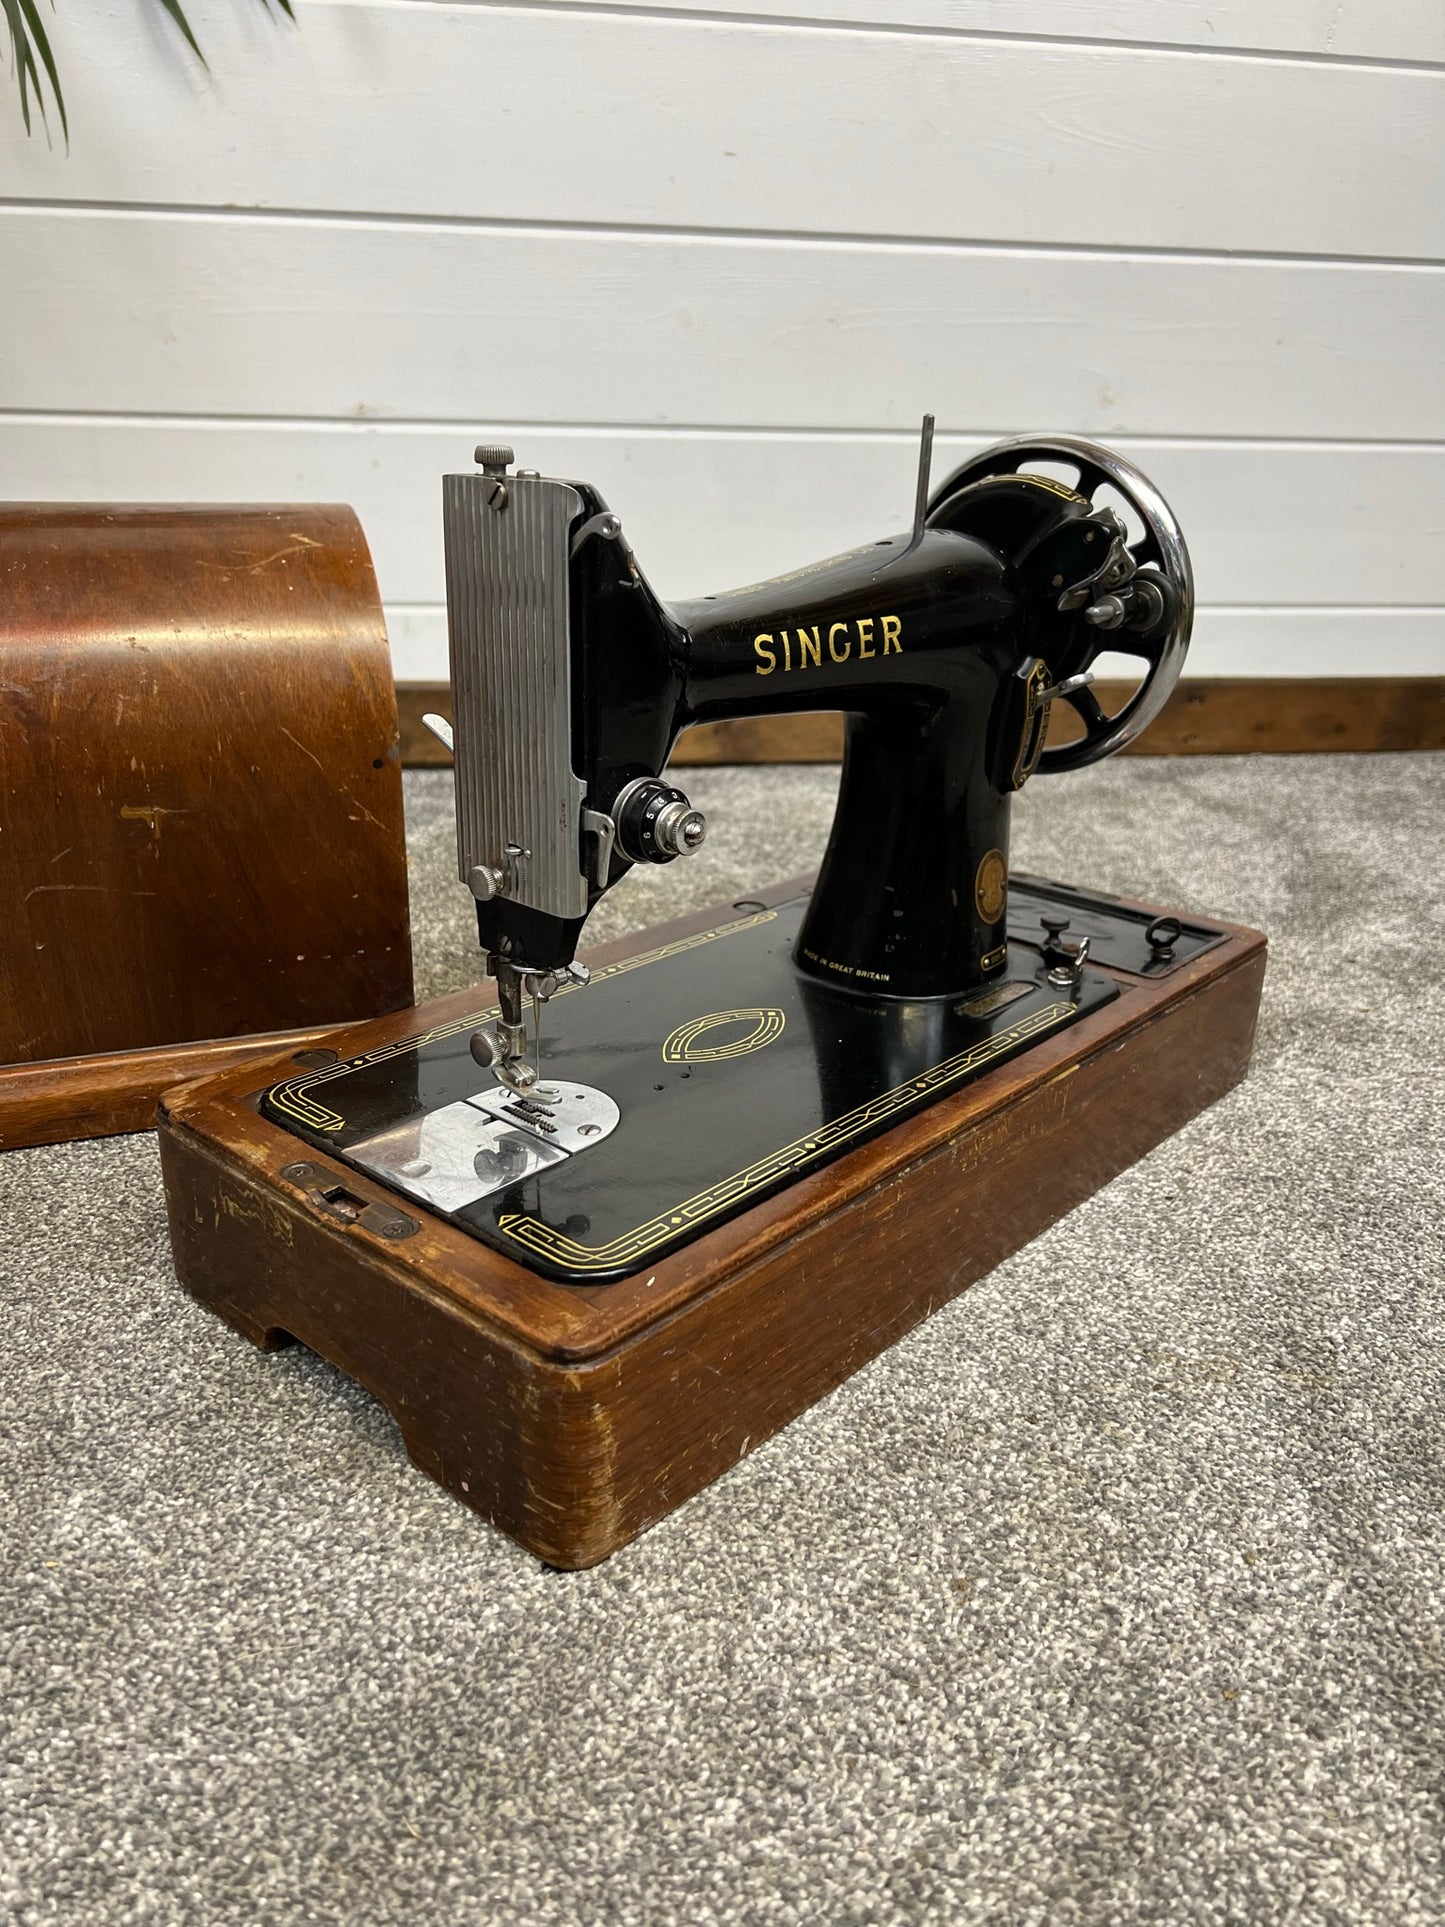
[678, 529, 1019, 996]
[262, 892, 1127, 1286]
[470, 453, 1181, 999]
[1007, 876, 1227, 977]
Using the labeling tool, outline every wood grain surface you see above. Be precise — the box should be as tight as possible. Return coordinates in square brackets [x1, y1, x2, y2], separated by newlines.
[0, 1024, 362, 1153]
[0, 503, 413, 1149]
[5, 3, 1436, 689]
[13, 423, 1442, 686]
[5, 5, 1438, 260]
[398, 677, 1445, 766]
[160, 878, 1267, 1566]
[9, 225, 1438, 447]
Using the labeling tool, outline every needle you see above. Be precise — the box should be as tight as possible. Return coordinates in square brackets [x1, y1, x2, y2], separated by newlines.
[529, 987, 562, 1105]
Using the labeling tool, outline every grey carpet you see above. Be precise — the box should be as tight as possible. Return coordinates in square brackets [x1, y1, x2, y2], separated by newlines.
[2, 754, 1443, 1927]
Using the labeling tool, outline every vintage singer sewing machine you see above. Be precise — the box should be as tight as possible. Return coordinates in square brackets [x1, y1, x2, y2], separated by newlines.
[160, 425, 1266, 1566]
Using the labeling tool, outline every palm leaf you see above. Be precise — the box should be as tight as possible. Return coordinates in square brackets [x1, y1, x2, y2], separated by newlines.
[151, 0, 204, 64]
[15, 0, 66, 135]
[7, 0, 295, 136]
[3, 0, 65, 139]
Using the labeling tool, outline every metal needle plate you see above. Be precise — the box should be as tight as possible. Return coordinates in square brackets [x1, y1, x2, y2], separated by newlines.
[347, 1082, 619, 1215]
[467, 1080, 622, 1153]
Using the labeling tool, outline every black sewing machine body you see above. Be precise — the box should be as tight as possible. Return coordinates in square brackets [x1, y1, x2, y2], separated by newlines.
[263, 427, 1198, 1284]
[588, 518, 1026, 998]
[450, 433, 1188, 1003]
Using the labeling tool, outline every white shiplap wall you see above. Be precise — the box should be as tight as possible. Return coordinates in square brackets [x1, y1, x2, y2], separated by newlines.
[2, 0, 1442, 680]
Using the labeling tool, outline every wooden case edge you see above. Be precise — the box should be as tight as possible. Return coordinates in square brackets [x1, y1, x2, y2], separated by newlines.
[158, 897, 1266, 1568]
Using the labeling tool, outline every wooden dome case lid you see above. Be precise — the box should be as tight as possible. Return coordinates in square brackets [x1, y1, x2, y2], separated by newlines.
[0, 502, 412, 1148]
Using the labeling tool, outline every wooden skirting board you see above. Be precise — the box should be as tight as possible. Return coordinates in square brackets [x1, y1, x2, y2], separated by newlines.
[398, 677, 1445, 765]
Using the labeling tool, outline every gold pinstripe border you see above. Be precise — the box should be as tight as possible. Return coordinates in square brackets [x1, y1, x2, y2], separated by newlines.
[265, 910, 779, 1132]
[497, 1000, 1075, 1273]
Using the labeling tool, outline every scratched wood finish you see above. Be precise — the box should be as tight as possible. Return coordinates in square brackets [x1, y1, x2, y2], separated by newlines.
[0, 1024, 375, 1151]
[6, 8, 1435, 692]
[0, 503, 413, 1149]
[398, 677, 1445, 766]
[159, 879, 1266, 1567]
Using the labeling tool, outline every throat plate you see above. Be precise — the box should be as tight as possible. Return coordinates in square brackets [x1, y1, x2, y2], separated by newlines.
[262, 894, 1121, 1284]
[345, 1081, 620, 1217]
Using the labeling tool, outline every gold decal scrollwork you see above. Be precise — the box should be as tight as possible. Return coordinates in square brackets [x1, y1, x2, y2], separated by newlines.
[500, 1002, 1077, 1272]
[662, 1007, 786, 1064]
[265, 912, 780, 1132]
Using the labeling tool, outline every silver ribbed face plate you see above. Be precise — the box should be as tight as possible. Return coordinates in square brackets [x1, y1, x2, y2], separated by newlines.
[442, 471, 587, 919]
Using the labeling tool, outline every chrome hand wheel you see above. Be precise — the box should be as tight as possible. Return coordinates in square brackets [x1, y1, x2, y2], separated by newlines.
[935, 435, 1194, 773]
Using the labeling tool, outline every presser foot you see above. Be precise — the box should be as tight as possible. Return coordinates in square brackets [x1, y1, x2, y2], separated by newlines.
[469, 958, 592, 1099]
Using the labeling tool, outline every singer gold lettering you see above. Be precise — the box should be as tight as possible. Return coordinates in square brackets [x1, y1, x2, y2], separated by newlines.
[755, 614, 904, 674]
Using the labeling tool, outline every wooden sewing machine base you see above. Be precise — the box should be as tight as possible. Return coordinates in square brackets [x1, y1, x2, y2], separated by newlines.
[159, 875, 1266, 1568]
